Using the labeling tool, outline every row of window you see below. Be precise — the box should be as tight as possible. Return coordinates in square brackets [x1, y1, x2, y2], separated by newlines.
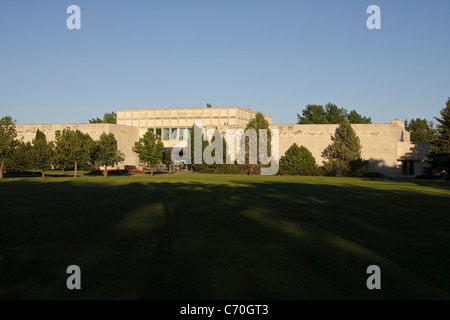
[150, 128, 192, 140]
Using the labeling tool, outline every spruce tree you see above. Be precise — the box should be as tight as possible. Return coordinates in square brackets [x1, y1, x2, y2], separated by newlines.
[323, 121, 367, 176]
[427, 98, 450, 178]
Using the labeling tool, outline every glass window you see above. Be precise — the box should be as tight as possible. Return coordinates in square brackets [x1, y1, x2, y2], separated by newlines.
[401, 161, 415, 176]
[163, 128, 170, 140]
[171, 128, 178, 140]
[155, 128, 162, 139]
[179, 128, 185, 140]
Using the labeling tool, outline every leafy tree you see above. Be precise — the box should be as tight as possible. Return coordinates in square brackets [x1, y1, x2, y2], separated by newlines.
[297, 103, 372, 124]
[162, 148, 174, 174]
[94, 133, 125, 176]
[297, 105, 328, 124]
[0, 116, 18, 178]
[323, 121, 368, 176]
[89, 112, 117, 124]
[405, 118, 437, 142]
[134, 129, 164, 176]
[427, 98, 450, 178]
[206, 103, 212, 108]
[5, 141, 32, 170]
[279, 143, 319, 175]
[29, 130, 54, 178]
[55, 128, 94, 177]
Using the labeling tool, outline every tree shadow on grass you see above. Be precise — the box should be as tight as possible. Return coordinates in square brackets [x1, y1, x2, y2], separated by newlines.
[0, 177, 449, 299]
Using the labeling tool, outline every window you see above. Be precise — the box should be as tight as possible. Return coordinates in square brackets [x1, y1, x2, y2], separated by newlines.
[401, 161, 415, 176]
[163, 128, 170, 140]
[155, 128, 161, 139]
[171, 128, 178, 140]
[179, 128, 185, 140]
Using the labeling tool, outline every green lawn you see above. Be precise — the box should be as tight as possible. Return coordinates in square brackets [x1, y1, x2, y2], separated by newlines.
[0, 174, 449, 299]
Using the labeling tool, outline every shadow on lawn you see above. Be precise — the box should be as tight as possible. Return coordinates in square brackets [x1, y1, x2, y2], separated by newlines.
[0, 178, 449, 299]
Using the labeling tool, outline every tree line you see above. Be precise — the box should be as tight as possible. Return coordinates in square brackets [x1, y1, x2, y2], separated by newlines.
[1, 98, 449, 179]
[0, 122, 124, 178]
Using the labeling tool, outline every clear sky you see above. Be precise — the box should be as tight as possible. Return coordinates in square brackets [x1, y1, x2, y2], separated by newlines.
[0, 0, 449, 125]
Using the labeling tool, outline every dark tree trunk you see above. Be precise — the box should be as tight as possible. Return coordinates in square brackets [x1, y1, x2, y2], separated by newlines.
[151, 167, 154, 176]
[169, 164, 172, 174]
[0, 158, 4, 179]
[74, 161, 77, 178]
[42, 171, 45, 178]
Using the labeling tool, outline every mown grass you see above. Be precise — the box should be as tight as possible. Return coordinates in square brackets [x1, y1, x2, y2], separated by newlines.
[0, 174, 449, 299]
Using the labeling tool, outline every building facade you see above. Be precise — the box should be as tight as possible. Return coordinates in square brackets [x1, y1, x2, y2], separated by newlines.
[15, 106, 430, 177]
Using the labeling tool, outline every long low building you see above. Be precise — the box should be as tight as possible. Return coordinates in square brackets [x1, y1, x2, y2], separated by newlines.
[15, 106, 430, 177]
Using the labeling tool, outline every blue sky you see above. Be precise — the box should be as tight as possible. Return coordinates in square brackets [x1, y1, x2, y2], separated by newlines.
[0, 0, 449, 125]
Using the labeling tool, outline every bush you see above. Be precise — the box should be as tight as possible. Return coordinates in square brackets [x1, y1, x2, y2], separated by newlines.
[279, 143, 319, 175]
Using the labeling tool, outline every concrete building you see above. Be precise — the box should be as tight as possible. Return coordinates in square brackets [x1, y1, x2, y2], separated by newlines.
[16, 106, 430, 177]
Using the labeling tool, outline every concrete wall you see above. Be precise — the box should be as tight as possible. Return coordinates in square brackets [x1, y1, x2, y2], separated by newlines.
[16, 118, 429, 177]
[117, 107, 272, 133]
[16, 123, 140, 169]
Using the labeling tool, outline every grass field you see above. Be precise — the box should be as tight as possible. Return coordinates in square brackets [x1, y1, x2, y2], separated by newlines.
[0, 174, 449, 299]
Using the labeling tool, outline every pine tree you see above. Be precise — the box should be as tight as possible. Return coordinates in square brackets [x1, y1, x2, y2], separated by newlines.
[427, 97, 450, 178]
[323, 121, 367, 176]
[405, 118, 436, 142]
[134, 129, 164, 176]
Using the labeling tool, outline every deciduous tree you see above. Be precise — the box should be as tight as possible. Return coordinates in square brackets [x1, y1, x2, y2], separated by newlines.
[0, 116, 18, 178]
[134, 129, 164, 176]
[94, 133, 125, 176]
[29, 130, 54, 178]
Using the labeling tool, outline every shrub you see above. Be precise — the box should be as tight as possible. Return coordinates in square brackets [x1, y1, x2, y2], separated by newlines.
[279, 143, 319, 175]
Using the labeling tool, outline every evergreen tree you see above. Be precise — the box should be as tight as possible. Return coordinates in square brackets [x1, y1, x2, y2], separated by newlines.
[405, 118, 437, 142]
[0, 116, 18, 178]
[29, 130, 54, 178]
[427, 98, 450, 178]
[134, 129, 164, 176]
[348, 110, 372, 124]
[94, 133, 125, 176]
[279, 143, 319, 175]
[89, 112, 117, 124]
[242, 112, 271, 174]
[323, 121, 367, 176]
